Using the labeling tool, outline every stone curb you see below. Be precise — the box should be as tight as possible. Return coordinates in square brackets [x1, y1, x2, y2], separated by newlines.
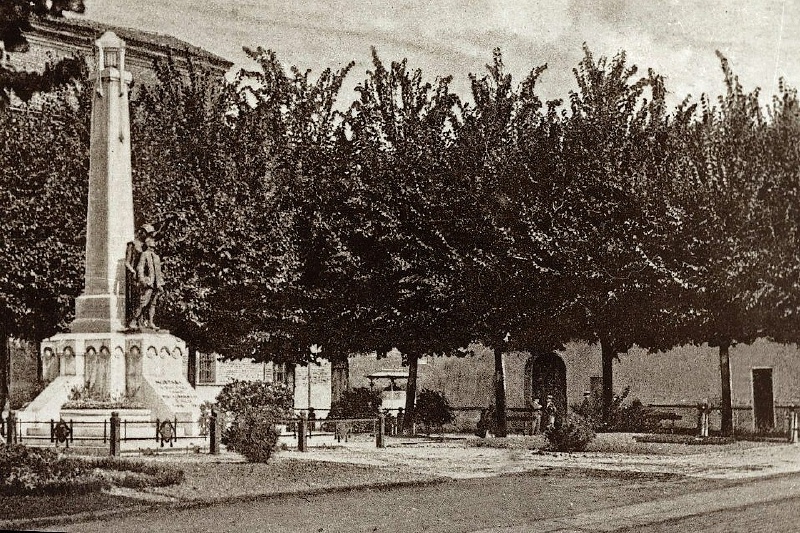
[0, 476, 448, 531]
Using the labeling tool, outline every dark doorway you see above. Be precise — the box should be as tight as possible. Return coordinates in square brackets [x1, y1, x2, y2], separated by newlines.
[525, 353, 567, 421]
[752, 368, 774, 431]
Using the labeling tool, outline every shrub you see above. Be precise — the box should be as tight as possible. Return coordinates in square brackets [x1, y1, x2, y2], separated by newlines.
[0, 445, 186, 494]
[215, 380, 293, 463]
[610, 399, 662, 433]
[0, 444, 103, 495]
[329, 387, 381, 419]
[225, 407, 282, 462]
[544, 413, 596, 452]
[327, 387, 382, 433]
[215, 380, 294, 418]
[415, 390, 454, 433]
[572, 387, 660, 433]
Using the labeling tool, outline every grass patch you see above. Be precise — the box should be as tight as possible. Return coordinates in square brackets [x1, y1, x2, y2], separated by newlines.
[145, 457, 442, 501]
[0, 491, 141, 522]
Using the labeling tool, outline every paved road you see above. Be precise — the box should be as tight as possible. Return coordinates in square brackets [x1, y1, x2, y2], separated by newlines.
[45, 471, 800, 533]
[474, 473, 800, 532]
[618, 497, 800, 533]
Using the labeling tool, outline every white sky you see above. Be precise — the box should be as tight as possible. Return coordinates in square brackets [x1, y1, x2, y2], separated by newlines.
[82, 0, 797, 107]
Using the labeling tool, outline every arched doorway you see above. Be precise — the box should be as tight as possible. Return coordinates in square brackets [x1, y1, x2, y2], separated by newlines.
[525, 353, 567, 422]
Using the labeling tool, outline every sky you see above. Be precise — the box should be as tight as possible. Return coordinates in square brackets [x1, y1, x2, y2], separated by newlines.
[80, 0, 798, 108]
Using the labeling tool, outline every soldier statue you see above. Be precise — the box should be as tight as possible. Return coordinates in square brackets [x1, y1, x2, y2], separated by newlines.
[127, 223, 164, 331]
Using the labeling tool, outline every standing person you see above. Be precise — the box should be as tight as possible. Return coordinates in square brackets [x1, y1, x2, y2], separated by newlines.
[530, 398, 542, 435]
[124, 224, 151, 329]
[132, 233, 164, 330]
[545, 395, 557, 430]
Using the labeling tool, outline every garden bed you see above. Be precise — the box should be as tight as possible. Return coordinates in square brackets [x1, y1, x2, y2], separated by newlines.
[0, 444, 184, 497]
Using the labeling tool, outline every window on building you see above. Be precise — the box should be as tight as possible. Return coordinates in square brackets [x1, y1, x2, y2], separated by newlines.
[273, 363, 286, 384]
[272, 363, 294, 390]
[198, 353, 216, 384]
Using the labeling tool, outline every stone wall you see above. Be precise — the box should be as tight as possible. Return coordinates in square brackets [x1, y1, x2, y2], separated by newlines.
[349, 338, 800, 420]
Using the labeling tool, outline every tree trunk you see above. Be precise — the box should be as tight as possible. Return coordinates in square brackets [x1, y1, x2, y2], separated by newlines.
[0, 327, 9, 412]
[493, 345, 508, 437]
[402, 353, 419, 436]
[601, 339, 615, 424]
[35, 340, 43, 383]
[330, 355, 349, 405]
[719, 341, 733, 436]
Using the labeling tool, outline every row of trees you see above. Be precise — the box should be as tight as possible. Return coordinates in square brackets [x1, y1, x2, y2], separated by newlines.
[2, 37, 800, 435]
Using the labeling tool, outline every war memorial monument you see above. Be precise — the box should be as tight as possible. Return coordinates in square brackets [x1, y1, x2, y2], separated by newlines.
[17, 32, 202, 442]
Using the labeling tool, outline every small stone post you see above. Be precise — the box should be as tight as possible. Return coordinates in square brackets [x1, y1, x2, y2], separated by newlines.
[397, 408, 404, 435]
[6, 411, 16, 444]
[297, 413, 308, 452]
[697, 403, 709, 438]
[376, 414, 385, 448]
[209, 407, 220, 454]
[789, 409, 799, 444]
[109, 411, 121, 456]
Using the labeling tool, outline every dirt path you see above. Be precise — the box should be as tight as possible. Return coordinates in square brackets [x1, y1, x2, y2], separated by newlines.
[282, 435, 800, 480]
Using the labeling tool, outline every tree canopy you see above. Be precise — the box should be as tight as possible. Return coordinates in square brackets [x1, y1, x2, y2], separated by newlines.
[3, 37, 800, 435]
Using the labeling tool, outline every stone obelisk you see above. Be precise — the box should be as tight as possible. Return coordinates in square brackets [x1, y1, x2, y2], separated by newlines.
[71, 31, 134, 334]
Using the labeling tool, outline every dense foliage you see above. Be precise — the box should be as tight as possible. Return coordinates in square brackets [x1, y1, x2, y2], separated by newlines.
[4, 36, 800, 436]
[215, 380, 293, 462]
[544, 413, 596, 452]
[572, 387, 661, 433]
[0, 444, 183, 494]
[328, 387, 382, 420]
[415, 389, 454, 433]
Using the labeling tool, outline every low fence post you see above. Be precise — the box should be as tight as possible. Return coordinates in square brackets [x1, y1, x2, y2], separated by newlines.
[6, 411, 16, 444]
[376, 414, 385, 448]
[209, 407, 220, 455]
[109, 411, 121, 457]
[397, 408, 404, 436]
[297, 414, 307, 452]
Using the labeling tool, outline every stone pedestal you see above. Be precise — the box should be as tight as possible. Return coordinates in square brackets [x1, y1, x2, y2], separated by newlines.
[24, 330, 200, 426]
[25, 331, 201, 421]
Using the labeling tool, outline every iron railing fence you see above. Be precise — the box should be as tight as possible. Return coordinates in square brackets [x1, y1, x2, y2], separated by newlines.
[277, 416, 384, 446]
[1, 415, 210, 452]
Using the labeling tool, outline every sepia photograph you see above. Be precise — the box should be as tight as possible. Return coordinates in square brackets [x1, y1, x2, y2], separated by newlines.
[1, 1, 800, 531]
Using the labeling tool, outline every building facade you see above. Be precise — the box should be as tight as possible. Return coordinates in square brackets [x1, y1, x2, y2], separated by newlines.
[190, 355, 332, 413]
[351, 338, 800, 433]
[7, 16, 231, 83]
